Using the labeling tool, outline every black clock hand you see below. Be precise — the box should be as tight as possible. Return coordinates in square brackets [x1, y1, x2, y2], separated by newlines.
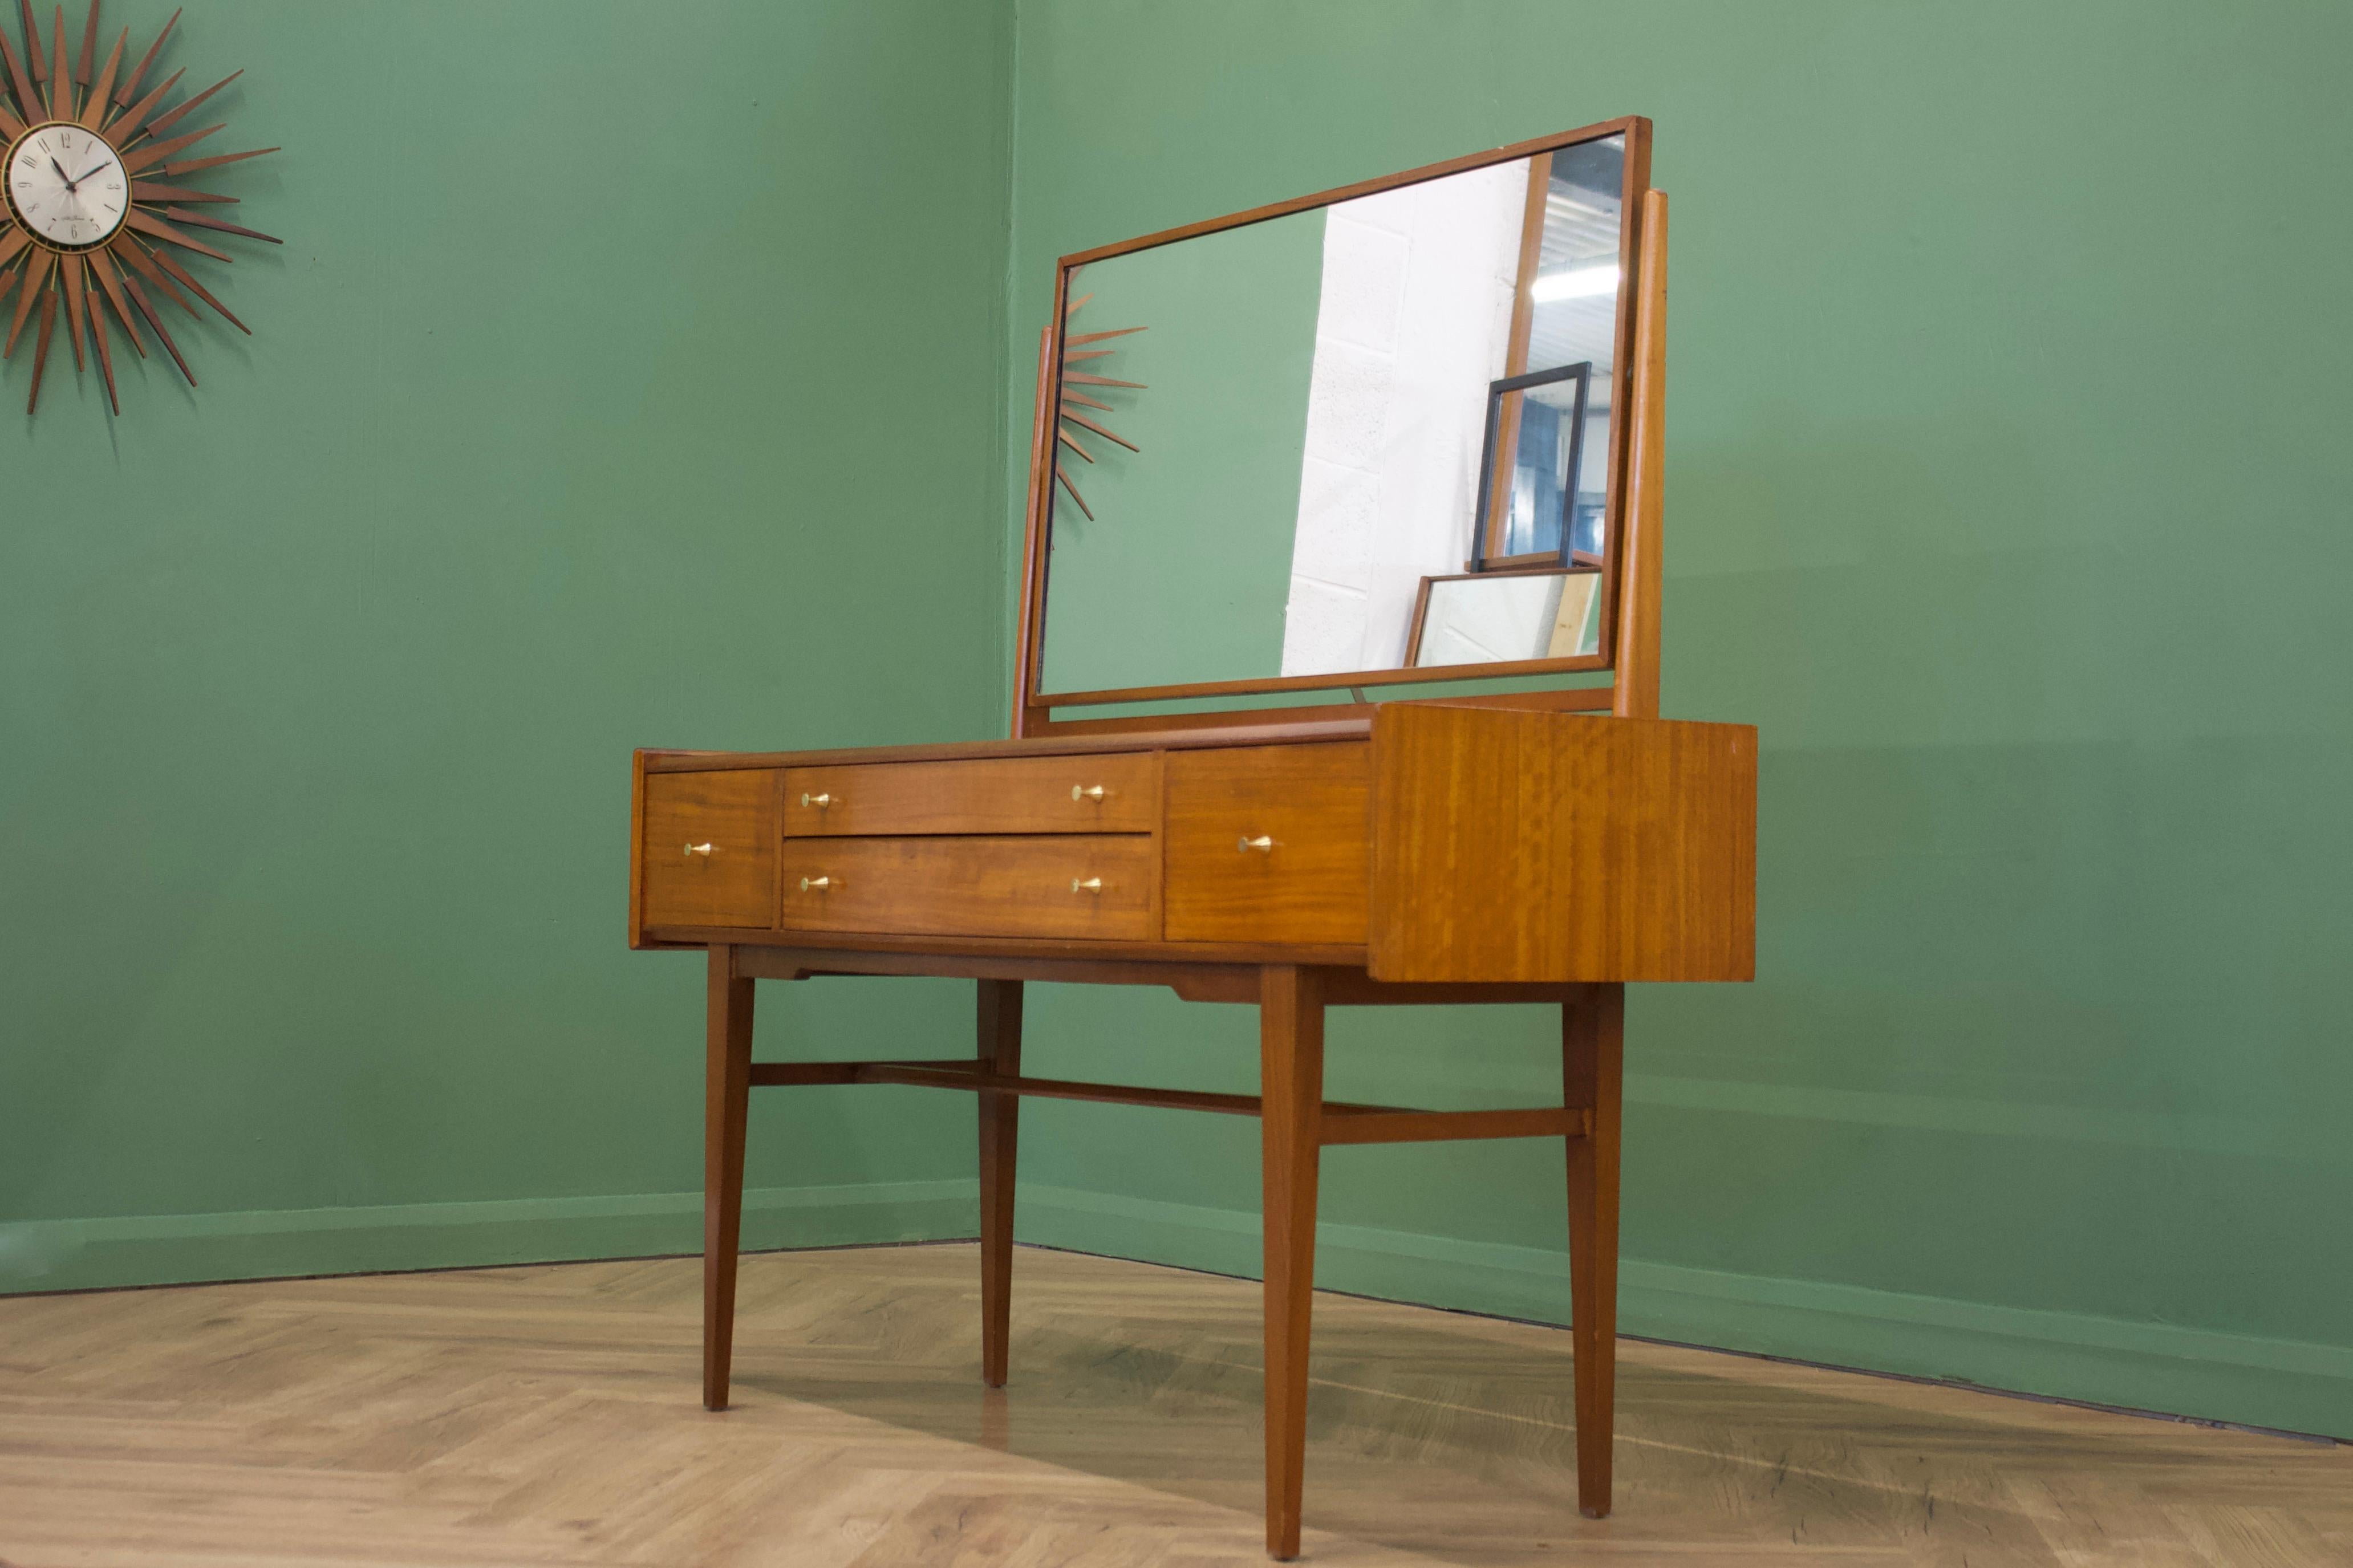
[49, 155, 77, 192]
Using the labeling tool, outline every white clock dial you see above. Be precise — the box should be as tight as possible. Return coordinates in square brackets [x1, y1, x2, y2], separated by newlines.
[6, 124, 128, 250]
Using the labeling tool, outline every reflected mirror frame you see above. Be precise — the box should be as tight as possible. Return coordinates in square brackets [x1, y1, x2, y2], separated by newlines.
[1470, 362, 1593, 575]
[1016, 115, 1653, 716]
[1403, 565, 1606, 668]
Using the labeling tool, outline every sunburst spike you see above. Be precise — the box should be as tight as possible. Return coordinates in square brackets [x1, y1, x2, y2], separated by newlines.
[162, 144, 273, 178]
[27, 281, 54, 412]
[132, 180, 233, 202]
[1056, 428, 1097, 464]
[83, 281, 117, 413]
[73, 0, 95, 85]
[1061, 371, 1147, 389]
[140, 67, 235, 139]
[59, 248, 85, 369]
[126, 205, 229, 261]
[1060, 408, 1138, 453]
[1061, 349, 1119, 363]
[161, 205, 276, 243]
[19, 0, 41, 84]
[1053, 465, 1095, 521]
[135, 237, 242, 331]
[1058, 388, 1114, 413]
[47, 5, 69, 120]
[1063, 292, 1092, 316]
[0, 226, 26, 267]
[112, 63, 177, 136]
[6, 245, 52, 355]
[78, 23, 119, 127]
[116, 266, 189, 384]
[0, 98, 22, 139]
[85, 245, 140, 358]
[1065, 326, 1147, 346]
[112, 2, 168, 106]
[0, 28, 36, 124]
[110, 231, 194, 317]
[119, 120, 217, 173]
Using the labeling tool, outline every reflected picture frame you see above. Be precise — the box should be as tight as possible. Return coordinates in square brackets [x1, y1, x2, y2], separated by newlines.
[1470, 362, 1593, 574]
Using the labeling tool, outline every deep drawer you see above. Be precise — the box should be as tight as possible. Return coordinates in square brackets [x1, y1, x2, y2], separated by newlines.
[782, 754, 1158, 837]
[1163, 744, 1369, 945]
[776, 835, 1156, 940]
[640, 769, 780, 930]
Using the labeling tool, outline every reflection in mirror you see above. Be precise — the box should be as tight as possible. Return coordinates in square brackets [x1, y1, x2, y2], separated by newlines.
[1038, 128, 1634, 700]
[1408, 569, 1604, 668]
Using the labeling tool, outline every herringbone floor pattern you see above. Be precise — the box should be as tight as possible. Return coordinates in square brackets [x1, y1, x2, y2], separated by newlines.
[1, 1243, 2344, 1565]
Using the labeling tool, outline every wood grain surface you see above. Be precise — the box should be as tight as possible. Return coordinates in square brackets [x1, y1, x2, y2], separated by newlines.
[777, 835, 1157, 941]
[2, 1245, 2344, 1566]
[638, 767, 779, 931]
[783, 753, 1158, 837]
[1164, 744, 1370, 946]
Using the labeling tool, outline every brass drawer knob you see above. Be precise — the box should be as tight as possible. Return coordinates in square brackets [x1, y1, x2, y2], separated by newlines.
[684, 842, 715, 858]
[1071, 876, 1104, 893]
[1238, 835, 1275, 852]
[1071, 785, 1107, 801]
[800, 792, 835, 809]
[799, 875, 838, 892]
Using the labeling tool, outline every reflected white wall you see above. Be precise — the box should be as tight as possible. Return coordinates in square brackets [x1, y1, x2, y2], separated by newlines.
[1279, 161, 1525, 675]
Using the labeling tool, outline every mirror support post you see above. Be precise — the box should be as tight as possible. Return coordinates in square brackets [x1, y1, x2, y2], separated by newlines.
[1612, 190, 1668, 721]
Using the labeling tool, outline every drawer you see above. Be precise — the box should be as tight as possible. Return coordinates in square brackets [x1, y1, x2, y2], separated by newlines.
[777, 836, 1156, 940]
[640, 769, 779, 929]
[784, 753, 1158, 836]
[1165, 744, 1370, 945]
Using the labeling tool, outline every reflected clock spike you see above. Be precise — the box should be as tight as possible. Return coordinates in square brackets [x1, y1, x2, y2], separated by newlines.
[1053, 465, 1096, 521]
[1057, 388, 1114, 412]
[1065, 326, 1147, 346]
[1056, 428, 1096, 464]
[1061, 372, 1147, 389]
[1060, 409, 1138, 452]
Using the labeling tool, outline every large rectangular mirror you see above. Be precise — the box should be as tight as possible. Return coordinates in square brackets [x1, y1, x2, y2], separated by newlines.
[1025, 118, 1652, 708]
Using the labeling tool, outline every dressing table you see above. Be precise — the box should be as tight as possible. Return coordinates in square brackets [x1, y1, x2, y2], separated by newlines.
[627, 117, 1755, 1559]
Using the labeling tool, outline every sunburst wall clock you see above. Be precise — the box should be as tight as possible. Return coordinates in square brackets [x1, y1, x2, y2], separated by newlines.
[0, 0, 277, 416]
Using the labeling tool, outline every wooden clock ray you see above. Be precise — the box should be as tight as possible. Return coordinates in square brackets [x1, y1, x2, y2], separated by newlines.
[0, 0, 279, 417]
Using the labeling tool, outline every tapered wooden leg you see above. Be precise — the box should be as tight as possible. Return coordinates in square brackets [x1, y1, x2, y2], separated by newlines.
[1259, 964, 1325, 1561]
[977, 978, 1024, 1388]
[1564, 982, 1625, 1517]
[702, 945, 754, 1412]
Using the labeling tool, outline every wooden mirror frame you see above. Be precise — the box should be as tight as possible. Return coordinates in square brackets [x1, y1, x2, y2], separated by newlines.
[1014, 116, 1665, 739]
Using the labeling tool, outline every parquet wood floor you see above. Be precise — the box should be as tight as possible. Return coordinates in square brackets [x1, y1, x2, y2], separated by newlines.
[1, 1242, 2345, 1566]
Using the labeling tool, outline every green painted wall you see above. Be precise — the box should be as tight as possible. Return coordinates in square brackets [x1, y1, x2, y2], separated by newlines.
[0, 0, 1015, 1290]
[1001, 1, 2353, 1437]
[1039, 212, 1322, 696]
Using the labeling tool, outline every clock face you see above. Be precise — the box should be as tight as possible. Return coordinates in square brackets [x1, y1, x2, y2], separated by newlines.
[6, 124, 128, 250]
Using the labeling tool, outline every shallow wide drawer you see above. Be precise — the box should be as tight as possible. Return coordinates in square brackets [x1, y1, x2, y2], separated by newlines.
[777, 835, 1155, 940]
[783, 753, 1157, 836]
[640, 769, 779, 930]
[1164, 744, 1369, 945]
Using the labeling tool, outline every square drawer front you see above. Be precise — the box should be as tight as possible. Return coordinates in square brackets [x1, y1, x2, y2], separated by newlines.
[778, 836, 1155, 940]
[1164, 744, 1370, 945]
[641, 769, 778, 930]
[784, 753, 1158, 836]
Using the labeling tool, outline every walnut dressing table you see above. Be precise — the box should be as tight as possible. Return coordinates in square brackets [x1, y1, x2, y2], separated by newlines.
[628, 119, 1755, 1559]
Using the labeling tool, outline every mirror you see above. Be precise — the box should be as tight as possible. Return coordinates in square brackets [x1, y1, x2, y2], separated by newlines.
[1032, 120, 1648, 704]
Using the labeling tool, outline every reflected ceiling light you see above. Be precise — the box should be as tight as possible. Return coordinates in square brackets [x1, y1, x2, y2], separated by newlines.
[1530, 263, 1619, 303]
